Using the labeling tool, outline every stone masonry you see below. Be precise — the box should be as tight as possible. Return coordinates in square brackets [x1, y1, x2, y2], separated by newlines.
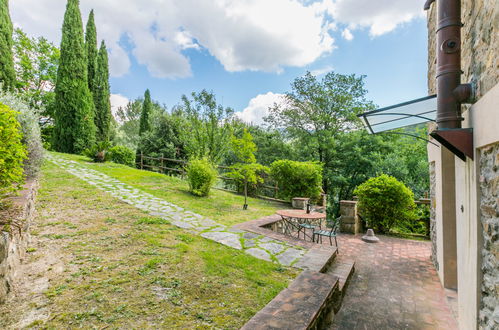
[479, 143, 499, 329]
[429, 161, 438, 270]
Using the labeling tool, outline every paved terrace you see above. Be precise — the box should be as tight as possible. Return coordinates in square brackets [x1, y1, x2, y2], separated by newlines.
[328, 234, 458, 329]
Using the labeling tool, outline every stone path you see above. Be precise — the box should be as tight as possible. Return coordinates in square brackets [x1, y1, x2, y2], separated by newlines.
[328, 234, 458, 329]
[46, 154, 306, 266]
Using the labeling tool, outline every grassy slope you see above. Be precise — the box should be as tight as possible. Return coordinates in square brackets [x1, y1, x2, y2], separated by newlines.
[0, 161, 297, 329]
[54, 152, 287, 227]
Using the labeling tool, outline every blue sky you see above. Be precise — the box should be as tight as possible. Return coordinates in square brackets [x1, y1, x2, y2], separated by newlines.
[11, 0, 428, 124]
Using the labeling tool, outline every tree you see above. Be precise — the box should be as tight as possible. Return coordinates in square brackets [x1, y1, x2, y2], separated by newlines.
[0, 0, 16, 90]
[139, 89, 152, 136]
[179, 90, 234, 164]
[13, 28, 59, 115]
[93, 41, 111, 142]
[85, 9, 97, 94]
[265, 71, 374, 191]
[52, 0, 95, 153]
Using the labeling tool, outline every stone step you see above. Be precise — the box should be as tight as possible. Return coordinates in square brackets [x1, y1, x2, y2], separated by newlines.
[294, 245, 337, 272]
[241, 271, 340, 330]
[325, 256, 355, 313]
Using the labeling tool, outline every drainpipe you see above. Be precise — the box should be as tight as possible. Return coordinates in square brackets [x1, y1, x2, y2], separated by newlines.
[425, 0, 475, 161]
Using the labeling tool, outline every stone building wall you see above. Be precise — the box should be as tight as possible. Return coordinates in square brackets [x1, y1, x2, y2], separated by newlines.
[427, 0, 499, 97]
[429, 161, 438, 270]
[478, 143, 499, 329]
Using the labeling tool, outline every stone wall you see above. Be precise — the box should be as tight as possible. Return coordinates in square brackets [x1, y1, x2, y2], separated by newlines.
[479, 143, 499, 329]
[429, 161, 439, 270]
[339, 201, 362, 234]
[0, 180, 38, 303]
[427, 0, 499, 98]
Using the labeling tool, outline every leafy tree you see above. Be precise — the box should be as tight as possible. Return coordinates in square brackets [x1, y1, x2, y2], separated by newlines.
[270, 160, 323, 202]
[0, 0, 15, 91]
[52, 0, 96, 153]
[13, 28, 59, 115]
[114, 99, 142, 150]
[179, 90, 233, 164]
[265, 71, 374, 191]
[139, 89, 152, 136]
[93, 41, 111, 142]
[85, 9, 97, 94]
[227, 129, 268, 209]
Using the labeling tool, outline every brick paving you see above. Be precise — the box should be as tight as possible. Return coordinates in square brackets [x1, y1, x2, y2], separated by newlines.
[328, 234, 458, 329]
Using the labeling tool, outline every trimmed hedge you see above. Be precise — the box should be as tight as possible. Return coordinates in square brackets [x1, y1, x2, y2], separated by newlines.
[108, 145, 135, 167]
[186, 158, 217, 197]
[270, 160, 323, 201]
[354, 174, 416, 233]
[0, 103, 27, 200]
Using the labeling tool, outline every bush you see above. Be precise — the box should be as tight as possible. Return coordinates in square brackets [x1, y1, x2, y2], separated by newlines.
[186, 158, 217, 197]
[0, 103, 27, 200]
[0, 90, 44, 178]
[108, 145, 135, 167]
[83, 141, 111, 163]
[270, 160, 323, 201]
[354, 174, 416, 234]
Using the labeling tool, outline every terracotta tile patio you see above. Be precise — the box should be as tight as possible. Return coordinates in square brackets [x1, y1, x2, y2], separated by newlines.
[325, 234, 458, 330]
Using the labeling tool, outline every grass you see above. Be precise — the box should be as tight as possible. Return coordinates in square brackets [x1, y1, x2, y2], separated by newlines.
[51, 152, 287, 227]
[0, 160, 298, 329]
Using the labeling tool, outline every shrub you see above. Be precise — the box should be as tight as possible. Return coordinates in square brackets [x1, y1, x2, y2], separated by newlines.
[186, 158, 217, 197]
[0, 103, 27, 200]
[270, 160, 323, 201]
[83, 141, 111, 162]
[354, 174, 416, 234]
[108, 145, 135, 167]
[0, 90, 44, 178]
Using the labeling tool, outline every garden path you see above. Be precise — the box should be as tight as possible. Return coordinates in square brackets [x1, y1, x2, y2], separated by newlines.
[46, 154, 306, 266]
[328, 234, 458, 329]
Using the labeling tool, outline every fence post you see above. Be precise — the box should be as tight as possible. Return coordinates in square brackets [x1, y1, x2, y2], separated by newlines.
[140, 152, 143, 170]
[160, 154, 164, 174]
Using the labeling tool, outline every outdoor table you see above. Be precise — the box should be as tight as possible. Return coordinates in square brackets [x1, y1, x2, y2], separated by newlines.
[276, 209, 326, 241]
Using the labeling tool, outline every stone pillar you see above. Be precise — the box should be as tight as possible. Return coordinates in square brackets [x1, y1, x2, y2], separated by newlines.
[339, 201, 362, 234]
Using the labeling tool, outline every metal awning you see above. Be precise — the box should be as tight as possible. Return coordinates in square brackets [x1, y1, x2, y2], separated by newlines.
[359, 95, 437, 134]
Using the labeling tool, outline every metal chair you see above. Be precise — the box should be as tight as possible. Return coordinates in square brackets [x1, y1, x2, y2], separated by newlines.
[313, 217, 339, 247]
[297, 221, 316, 240]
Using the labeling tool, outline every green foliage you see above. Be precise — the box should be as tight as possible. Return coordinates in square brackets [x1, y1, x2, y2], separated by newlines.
[84, 141, 110, 163]
[108, 145, 135, 167]
[0, 0, 16, 91]
[0, 89, 43, 178]
[228, 163, 269, 188]
[85, 9, 97, 94]
[179, 90, 233, 164]
[354, 174, 416, 234]
[186, 158, 217, 197]
[52, 0, 96, 154]
[139, 89, 152, 136]
[93, 41, 111, 142]
[113, 99, 142, 150]
[13, 28, 59, 115]
[270, 160, 323, 201]
[231, 129, 256, 164]
[0, 103, 27, 199]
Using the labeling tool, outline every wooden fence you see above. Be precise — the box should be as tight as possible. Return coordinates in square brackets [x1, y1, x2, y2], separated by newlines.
[137, 153, 284, 202]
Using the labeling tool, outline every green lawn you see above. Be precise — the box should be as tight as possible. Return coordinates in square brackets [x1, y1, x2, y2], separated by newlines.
[0, 160, 297, 329]
[52, 152, 287, 227]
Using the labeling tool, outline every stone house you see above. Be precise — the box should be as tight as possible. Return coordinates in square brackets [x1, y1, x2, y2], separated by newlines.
[426, 0, 498, 329]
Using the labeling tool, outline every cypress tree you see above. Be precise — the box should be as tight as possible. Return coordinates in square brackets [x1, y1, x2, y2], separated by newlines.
[94, 40, 111, 142]
[139, 89, 152, 136]
[53, 0, 96, 153]
[0, 0, 16, 90]
[85, 9, 97, 93]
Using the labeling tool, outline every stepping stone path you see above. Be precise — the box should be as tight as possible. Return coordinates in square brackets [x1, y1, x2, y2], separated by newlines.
[46, 154, 306, 266]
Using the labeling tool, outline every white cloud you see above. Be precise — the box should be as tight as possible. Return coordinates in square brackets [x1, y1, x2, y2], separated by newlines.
[110, 94, 129, 118]
[236, 92, 285, 126]
[326, 0, 424, 36]
[341, 28, 353, 41]
[310, 65, 334, 76]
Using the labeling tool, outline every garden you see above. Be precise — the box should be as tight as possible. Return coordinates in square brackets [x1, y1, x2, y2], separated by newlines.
[0, 0, 431, 328]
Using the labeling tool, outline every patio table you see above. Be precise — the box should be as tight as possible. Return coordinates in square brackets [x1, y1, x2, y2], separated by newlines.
[276, 209, 326, 241]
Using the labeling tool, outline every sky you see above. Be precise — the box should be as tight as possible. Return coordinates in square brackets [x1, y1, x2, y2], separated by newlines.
[10, 0, 429, 126]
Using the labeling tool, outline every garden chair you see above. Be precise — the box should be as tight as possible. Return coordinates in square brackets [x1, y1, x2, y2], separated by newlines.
[297, 220, 318, 240]
[313, 217, 340, 247]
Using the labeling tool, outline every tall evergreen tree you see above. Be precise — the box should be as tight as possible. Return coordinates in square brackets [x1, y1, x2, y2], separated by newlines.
[85, 9, 97, 94]
[139, 89, 152, 136]
[0, 0, 16, 90]
[94, 40, 111, 142]
[53, 0, 95, 153]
